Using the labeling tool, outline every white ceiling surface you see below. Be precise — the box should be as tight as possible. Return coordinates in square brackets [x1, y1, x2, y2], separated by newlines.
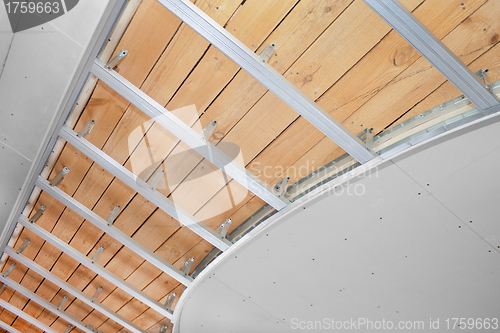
[0, 4, 14, 78]
[176, 117, 500, 332]
[0, 1, 114, 238]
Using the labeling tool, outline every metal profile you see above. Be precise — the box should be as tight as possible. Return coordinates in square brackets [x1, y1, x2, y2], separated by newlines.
[0, 276, 95, 333]
[4, 247, 147, 333]
[91, 59, 291, 210]
[363, 0, 499, 111]
[155, 0, 374, 164]
[17, 215, 173, 319]
[0, 320, 23, 333]
[59, 125, 231, 251]
[0, 297, 59, 333]
[36, 176, 193, 286]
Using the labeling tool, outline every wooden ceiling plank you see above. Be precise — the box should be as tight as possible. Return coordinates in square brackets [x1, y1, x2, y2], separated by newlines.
[17, 216, 172, 319]
[199, 0, 354, 141]
[0, 297, 59, 333]
[403, 41, 500, 121]
[0, 277, 95, 333]
[315, 0, 488, 125]
[342, 0, 500, 136]
[157, 0, 376, 163]
[137, 0, 244, 107]
[0, 319, 23, 333]
[127, 242, 213, 330]
[92, 60, 290, 210]
[24, 171, 188, 326]
[138, 0, 361, 200]
[165, 0, 300, 113]
[60, 127, 231, 251]
[241, 0, 488, 189]
[0, 259, 32, 330]
[4, 248, 146, 333]
[0, 257, 62, 332]
[36, 176, 193, 286]
[109, 0, 185, 88]
[364, 0, 499, 110]
[13, 113, 178, 328]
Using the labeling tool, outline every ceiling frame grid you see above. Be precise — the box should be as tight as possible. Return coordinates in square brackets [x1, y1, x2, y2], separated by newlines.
[3, 247, 146, 333]
[1, 0, 497, 332]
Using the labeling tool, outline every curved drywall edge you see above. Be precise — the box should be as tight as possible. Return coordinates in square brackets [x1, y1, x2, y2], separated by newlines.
[171, 108, 500, 332]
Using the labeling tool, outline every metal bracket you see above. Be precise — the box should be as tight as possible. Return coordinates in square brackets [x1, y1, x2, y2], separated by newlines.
[49, 167, 70, 186]
[77, 120, 95, 138]
[0, 284, 6, 296]
[201, 120, 217, 142]
[106, 49, 128, 70]
[217, 218, 232, 238]
[91, 246, 104, 263]
[159, 325, 169, 333]
[274, 177, 290, 198]
[475, 69, 492, 91]
[29, 205, 46, 223]
[149, 170, 164, 191]
[164, 292, 176, 313]
[16, 238, 30, 254]
[358, 127, 374, 152]
[106, 206, 121, 225]
[3, 263, 16, 278]
[181, 257, 195, 275]
[64, 324, 73, 333]
[258, 44, 275, 63]
[57, 295, 69, 311]
[92, 286, 103, 302]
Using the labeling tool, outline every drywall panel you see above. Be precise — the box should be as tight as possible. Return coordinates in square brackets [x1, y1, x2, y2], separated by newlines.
[0, 2, 14, 78]
[174, 115, 500, 332]
[178, 276, 298, 333]
[48, 0, 112, 48]
[0, 142, 31, 230]
[430, 145, 500, 249]
[0, 23, 83, 161]
[392, 117, 500, 192]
